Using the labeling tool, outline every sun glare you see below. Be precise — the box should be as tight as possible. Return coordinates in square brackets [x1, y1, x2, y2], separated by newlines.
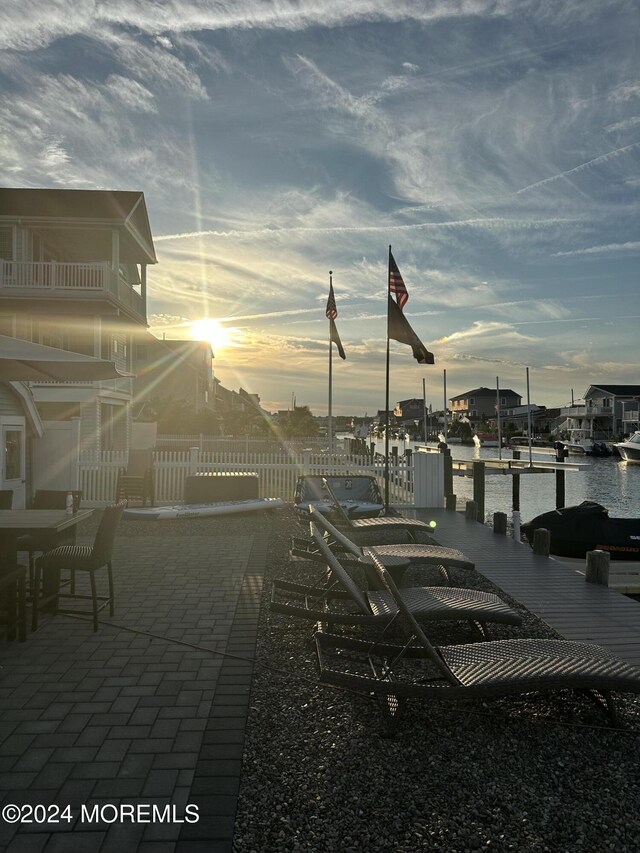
[190, 318, 233, 351]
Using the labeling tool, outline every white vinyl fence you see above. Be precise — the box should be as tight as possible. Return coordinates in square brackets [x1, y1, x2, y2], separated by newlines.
[79, 448, 444, 507]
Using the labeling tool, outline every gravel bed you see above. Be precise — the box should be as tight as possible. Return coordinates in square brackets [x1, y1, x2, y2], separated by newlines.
[232, 507, 640, 853]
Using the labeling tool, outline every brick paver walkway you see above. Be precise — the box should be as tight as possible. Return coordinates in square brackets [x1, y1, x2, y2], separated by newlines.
[0, 514, 267, 853]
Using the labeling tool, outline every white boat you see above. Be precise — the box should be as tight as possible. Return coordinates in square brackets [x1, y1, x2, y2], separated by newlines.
[123, 497, 286, 520]
[615, 431, 640, 464]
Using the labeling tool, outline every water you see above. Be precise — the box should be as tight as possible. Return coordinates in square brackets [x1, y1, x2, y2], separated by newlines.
[365, 438, 640, 522]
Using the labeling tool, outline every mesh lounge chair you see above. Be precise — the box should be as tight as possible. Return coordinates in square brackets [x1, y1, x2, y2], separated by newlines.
[296, 505, 475, 586]
[271, 524, 521, 639]
[314, 548, 640, 728]
[115, 450, 154, 506]
[321, 477, 435, 543]
[32, 502, 126, 632]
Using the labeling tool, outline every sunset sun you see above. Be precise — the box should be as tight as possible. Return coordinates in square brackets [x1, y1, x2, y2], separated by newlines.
[190, 318, 233, 351]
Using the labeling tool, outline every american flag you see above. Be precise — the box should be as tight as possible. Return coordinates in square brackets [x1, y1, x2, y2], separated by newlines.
[326, 279, 338, 319]
[389, 251, 408, 309]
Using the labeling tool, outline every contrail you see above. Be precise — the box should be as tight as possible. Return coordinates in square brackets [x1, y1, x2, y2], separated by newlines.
[516, 143, 640, 194]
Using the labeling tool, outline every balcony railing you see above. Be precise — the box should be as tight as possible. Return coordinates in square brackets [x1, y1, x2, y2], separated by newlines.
[0, 260, 144, 319]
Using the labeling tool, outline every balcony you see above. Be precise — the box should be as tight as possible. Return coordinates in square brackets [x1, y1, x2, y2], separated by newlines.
[0, 260, 145, 321]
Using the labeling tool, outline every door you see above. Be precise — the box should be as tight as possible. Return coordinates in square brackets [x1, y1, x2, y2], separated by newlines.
[1, 417, 26, 508]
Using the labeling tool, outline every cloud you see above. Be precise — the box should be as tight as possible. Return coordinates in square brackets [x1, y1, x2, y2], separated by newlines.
[608, 81, 640, 102]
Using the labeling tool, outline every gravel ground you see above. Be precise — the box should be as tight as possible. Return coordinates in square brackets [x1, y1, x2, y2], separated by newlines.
[232, 507, 640, 853]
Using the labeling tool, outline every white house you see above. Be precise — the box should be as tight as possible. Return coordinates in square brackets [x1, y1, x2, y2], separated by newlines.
[0, 188, 157, 455]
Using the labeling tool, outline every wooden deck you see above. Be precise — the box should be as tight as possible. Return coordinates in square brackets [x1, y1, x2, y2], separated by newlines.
[412, 508, 640, 667]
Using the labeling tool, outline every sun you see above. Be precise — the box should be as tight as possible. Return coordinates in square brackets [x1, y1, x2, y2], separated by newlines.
[189, 318, 232, 351]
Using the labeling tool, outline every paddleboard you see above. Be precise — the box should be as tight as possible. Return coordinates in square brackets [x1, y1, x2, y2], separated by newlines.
[124, 497, 286, 520]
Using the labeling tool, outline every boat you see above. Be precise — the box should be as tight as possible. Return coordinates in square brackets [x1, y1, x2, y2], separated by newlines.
[123, 497, 286, 520]
[615, 431, 640, 464]
[522, 501, 640, 560]
[294, 474, 384, 520]
[476, 433, 500, 447]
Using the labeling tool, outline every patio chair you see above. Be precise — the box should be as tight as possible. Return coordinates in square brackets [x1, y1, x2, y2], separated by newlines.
[294, 505, 475, 587]
[115, 450, 154, 506]
[271, 523, 521, 639]
[32, 502, 126, 632]
[0, 490, 13, 509]
[19, 490, 83, 583]
[314, 548, 640, 729]
[321, 477, 436, 543]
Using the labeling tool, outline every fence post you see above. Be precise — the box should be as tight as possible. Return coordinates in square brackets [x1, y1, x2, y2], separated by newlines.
[189, 446, 199, 475]
[441, 447, 453, 504]
[555, 443, 566, 509]
[493, 511, 507, 534]
[472, 461, 485, 524]
[532, 528, 550, 556]
[585, 550, 610, 586]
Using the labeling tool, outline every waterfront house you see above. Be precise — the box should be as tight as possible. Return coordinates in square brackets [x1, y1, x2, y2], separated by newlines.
[450, 387, 522, 427]
[0, 187, 157, 461]
[559, 385, 640, 441]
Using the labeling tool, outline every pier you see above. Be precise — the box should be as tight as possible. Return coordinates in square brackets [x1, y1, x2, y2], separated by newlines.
[414, 507, 640, 667]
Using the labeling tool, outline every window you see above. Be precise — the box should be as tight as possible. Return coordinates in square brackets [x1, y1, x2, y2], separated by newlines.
[468, 397, 475, 405]
[501, 397, 506, 405]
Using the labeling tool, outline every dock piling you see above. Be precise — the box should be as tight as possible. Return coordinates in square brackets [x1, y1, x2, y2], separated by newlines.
[493, 511, 507, 535]
[532, 527, 550, 556]
[586, 550, 610, 586]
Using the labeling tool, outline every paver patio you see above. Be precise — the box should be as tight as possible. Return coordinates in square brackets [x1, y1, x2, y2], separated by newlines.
[0, 513, 268, 853]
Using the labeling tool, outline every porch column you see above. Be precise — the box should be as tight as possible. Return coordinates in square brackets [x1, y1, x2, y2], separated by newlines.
[141, 263, 147, 310]
[111, 229, 120, 273]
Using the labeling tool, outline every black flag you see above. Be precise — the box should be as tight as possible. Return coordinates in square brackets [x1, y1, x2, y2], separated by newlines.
[329, 317, 346, 360]
[387, 295, 434, 364]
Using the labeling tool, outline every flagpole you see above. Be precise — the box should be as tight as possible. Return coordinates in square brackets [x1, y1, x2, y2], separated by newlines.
[422, 377, 427, 444]
[496, 375, 502, 460]
[443, 368, 448, 443]
[328, 270, 333, 453]
[384, 246, 391, 510]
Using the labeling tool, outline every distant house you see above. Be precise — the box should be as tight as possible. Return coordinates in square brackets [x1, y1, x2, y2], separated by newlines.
[133, 336, 215, 418]
[450, 387, 522, 424]
[393, 398, 424, 422]
[560, 384, 640, 440]
[0, 187, 157, 452]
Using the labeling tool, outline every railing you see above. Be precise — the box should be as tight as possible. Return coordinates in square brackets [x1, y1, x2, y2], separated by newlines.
[77, 448, 436, 506]
[0, 260, 144, 318]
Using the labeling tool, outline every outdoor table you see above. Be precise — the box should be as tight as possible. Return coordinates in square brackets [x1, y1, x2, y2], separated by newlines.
[0, 509, 94, 571]
[0, 510, 94, 627]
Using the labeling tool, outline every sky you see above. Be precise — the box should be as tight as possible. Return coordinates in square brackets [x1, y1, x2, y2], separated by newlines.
[1, 1, 639, 415]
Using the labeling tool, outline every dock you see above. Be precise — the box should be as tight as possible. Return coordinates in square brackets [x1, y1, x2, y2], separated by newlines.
[414, 508, 640, 667]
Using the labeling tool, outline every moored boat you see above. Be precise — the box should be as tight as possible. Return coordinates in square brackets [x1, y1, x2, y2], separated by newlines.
[522, 501, 640, 560]
[615, 431, 640, 464]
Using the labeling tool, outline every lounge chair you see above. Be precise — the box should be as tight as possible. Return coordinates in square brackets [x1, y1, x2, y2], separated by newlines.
[320, 477, 435, 542]
[271, 524, 521, 639]
[294, 505, 475, 586]
[314, 548, 640, 728]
